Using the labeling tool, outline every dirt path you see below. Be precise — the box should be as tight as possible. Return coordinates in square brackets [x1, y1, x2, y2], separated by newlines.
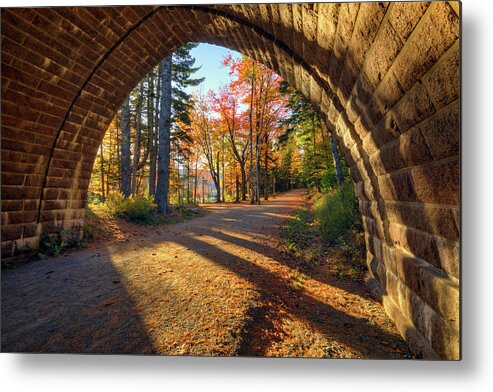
[1, 190, 411, 358]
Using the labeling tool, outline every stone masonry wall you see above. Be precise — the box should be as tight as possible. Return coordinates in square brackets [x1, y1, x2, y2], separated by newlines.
[0, 2, 460, 359]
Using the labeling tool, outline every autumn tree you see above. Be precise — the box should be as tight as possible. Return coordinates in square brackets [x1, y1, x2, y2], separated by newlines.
[189, 94, 222, 203]
[220, 55, 288, 203]
[211, 83, 249, 201]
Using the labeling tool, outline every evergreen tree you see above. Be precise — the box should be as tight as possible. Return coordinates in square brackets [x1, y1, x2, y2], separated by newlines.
[156, 55, 172, 214]
[156, 43, 204, 213]
[171, 43, 205, 154]
[278, 81, 345, 190]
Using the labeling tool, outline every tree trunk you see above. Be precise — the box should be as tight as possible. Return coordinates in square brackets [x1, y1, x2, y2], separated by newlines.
[148, 72, 156, 196]
[249, 61, 256, 205]
[235, 173, 240, 203]
[263, 146, 268, 200]
[255, 133, 260, 205]
[240, 164, 247, 201]
[132, 81, 144, 196]
[178, 161, 182, 204]
[100, 143, 105, 199]
[186, 160, 191, 204]
[194, 159, 198, 204]
[115, 112, 121, 191]
[120, 95, 131, 198]
[215, 151, 221, 203]
[221, 144, 225, 202]
[330, 133, 344, 186]
[106, 130, 111, 196]
[156, 55, 172, 214]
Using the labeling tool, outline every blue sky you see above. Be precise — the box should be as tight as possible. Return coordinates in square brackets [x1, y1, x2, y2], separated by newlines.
[187, 43, 241, 95]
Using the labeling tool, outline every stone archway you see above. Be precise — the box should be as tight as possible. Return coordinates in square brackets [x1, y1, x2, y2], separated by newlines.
[1, 3, 460, 359]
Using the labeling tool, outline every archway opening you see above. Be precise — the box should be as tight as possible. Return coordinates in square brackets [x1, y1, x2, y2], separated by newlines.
[82, 44, 367, 332]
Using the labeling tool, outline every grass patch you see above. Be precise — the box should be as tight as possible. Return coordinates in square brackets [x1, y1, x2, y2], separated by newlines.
[281, 206, 321, 269]
[87, 192, 207, 228]
[312, 182, 361, 246]
[311, 183, 367, 281]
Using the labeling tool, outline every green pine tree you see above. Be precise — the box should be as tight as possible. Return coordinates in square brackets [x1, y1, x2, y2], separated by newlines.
[171, 43, 205, 151]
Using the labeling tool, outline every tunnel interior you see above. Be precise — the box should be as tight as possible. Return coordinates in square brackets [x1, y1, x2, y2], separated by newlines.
[0, 3, 460, 359]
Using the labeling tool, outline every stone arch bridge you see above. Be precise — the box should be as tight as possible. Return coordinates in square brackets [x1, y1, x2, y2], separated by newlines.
[0, 3, 460, 359]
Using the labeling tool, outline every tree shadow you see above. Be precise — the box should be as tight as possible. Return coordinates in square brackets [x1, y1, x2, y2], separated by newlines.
[164, 228, 411, 358]
[2, 192, 411, 358]
[1, 249, 156, 354]
[186, 201, 378, 301]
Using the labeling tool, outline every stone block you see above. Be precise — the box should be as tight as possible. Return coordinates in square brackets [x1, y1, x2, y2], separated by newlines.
[423, 41, 459, 110]
[1, 185, 40, 201]
[385, 201, 459, 242]
[419, 100, 460, 161]
[392, 2, 458, 91]
[378, 171, 417, 202]
[1, 241, 14, 258]
[1, 200, 24, 212]
[387, 1, 430, 41]
[1, 224, 24, 242]
[371, 126, 433, 176]
[22, 223, 39, 239]
[393, 82, 435, 133]
[364, 21, 403, 89]
[410, 159, 459, 205]
[3, 210, 37, 225]
[371, 71, 405, 118]
[389, 222, 441, 270]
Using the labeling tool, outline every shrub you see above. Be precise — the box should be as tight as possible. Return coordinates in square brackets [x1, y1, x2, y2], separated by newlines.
[86, 191, 105, 205]
[104, 193, 155, 224]
[312, 182, 361, 246]
[104, 192, 126, 216]
[38, 229, 85, 258]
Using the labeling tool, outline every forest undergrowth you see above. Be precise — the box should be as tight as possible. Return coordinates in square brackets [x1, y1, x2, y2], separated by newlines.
[280, 184, 367, 285]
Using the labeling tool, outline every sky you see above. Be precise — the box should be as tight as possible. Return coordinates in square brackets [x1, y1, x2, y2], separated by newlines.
[186, 43, 241, 95]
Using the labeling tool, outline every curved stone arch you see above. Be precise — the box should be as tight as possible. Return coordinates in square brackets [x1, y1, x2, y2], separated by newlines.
[0, 3, 460, 359]
[32, 5, 357, 233]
